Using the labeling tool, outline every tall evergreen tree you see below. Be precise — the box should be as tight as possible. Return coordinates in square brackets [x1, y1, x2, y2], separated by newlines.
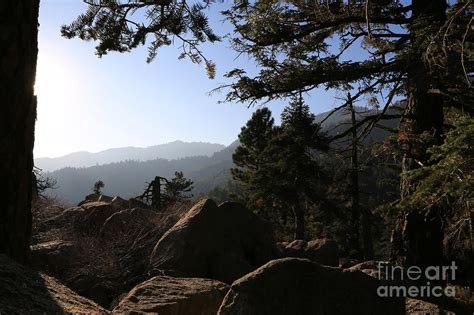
[222, 0, 472, 264]
[231, 107, 277, 215]
[0, 0, 39, 263]
[270, 96, 329, 239]
[233, 98, 328, 239]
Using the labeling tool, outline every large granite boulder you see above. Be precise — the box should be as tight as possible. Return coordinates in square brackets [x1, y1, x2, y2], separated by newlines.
[279, 239, 339, 266]
[149, 199, 278, 283]
[113, 276, 229, 314]
[0, 254, 107, 314]
[218, 258, 405, 315]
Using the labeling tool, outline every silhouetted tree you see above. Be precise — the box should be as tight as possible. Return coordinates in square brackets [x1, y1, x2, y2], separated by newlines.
[137, 172, 193, 210]
[222, 0, 472, 264]
[0, 0, 40, 263]
[62, 0, 219, 78]
[233, 97, 328, 239]
[163, 171, 194, 202]
[92, 180, 105, 195]
[32, 167, 58, 199]
[231, 107, 278, 219]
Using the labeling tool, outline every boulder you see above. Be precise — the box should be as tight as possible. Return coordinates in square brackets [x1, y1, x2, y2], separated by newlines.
[29, 199, 192, 309]
[348, 260, 389, 279]
[128, 197, 152, 209]
[113, 276, 229, 314]
[98, 194, 114, 203]
[0, 254, 107, 314]
[78, 201, 120, 234]
[149, 199, 278, 283]
[279, 239, 339, 266]
[110, 196, 129, 210]
[405, 298, 445, 315]
[217, 258, 405, 315]
[77, 193, 100, 206]
[29, 240, 76, 276]
[38, 202, 120, 237]
[100, 207, 158, 241]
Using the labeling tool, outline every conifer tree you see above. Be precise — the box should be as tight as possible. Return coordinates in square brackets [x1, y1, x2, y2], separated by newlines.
[163, 171, 194, 202]
[61, 0, 219, 78]
[231, 107, 277, 217]
[92, 180, 105, 194]
[233, 98, 328, 239]
[221, 0, 472, 189]
[221, 0, 472, 263]
[270, 96, 329, 239]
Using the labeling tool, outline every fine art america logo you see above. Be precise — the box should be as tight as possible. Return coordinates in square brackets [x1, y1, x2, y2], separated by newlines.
[377, 262, 457, 298]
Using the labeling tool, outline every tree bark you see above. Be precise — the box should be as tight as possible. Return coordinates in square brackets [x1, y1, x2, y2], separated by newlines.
[347, 96, 361, 257]
[0, 0, 39, 263]
[348, 98, 373, 259]
[293, 206, 305, 240]
[391, 0, 446, 266]
[400, 0, 446, 198]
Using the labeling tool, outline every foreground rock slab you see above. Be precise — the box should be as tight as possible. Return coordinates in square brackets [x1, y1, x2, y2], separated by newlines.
[150, 199, 278, 283]
[0, 254, 107, 314]
[113, 276, 229, 314]
[218, 258, 405, 315]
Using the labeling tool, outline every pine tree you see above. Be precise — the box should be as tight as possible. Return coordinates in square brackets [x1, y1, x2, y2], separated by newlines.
[61, 0, 219, 78]
[231, 107, 278, 218]
[233, 98, 328, 239]
[136, 172, 194, 210]
[222, 0, 472, 264]
[269, 96, 329, 239]
[163, 171, 194, 203]
[92, 180, 105, 195]
[222, 0, 472, 189]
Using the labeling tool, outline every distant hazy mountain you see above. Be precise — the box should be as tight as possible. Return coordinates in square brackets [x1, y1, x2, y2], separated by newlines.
[46, 142, 238, 205]
[44, 108, 400, 205]
[35, 141, 226, 172]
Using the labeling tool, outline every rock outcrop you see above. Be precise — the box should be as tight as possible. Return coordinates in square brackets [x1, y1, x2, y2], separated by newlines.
[218, 257, 405, 315]
[149, 199, 278, 283]
[0, 254, 107, 314]
[278, 239, 339, 266]
[30, 198, 192, 309]
[113, 276, 229, 314]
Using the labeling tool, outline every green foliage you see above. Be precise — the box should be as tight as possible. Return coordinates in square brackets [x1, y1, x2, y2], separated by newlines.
[62, 0, 219, 78]
[163, 171, 194, 202]
[92, 180, 105, 194]
[206, 180, 246, 204]
[222, 0, 472, 111]
[397, 117, 474, 212]
[232, 97, 329, 238]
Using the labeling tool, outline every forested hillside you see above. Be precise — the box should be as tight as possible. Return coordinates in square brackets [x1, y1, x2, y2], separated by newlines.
[44, 107, 396, 204]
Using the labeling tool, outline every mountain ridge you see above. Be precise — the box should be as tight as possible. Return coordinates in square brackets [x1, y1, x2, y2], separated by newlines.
[35, 140, 226, 172]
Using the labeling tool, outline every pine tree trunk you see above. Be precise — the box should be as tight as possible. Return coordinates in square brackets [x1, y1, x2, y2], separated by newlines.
[391, 0, 446, 267]
[293, 206, 305, 240]
[0, 0, 39, 263]
[400, 0, 446, 198]
[347, 97, 361, 257]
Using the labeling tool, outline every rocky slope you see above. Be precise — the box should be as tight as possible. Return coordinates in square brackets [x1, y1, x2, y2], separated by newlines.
[9, 196, 469, 314]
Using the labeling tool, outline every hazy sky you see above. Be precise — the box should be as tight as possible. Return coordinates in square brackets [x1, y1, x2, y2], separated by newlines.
[34, 0, 340, 158]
